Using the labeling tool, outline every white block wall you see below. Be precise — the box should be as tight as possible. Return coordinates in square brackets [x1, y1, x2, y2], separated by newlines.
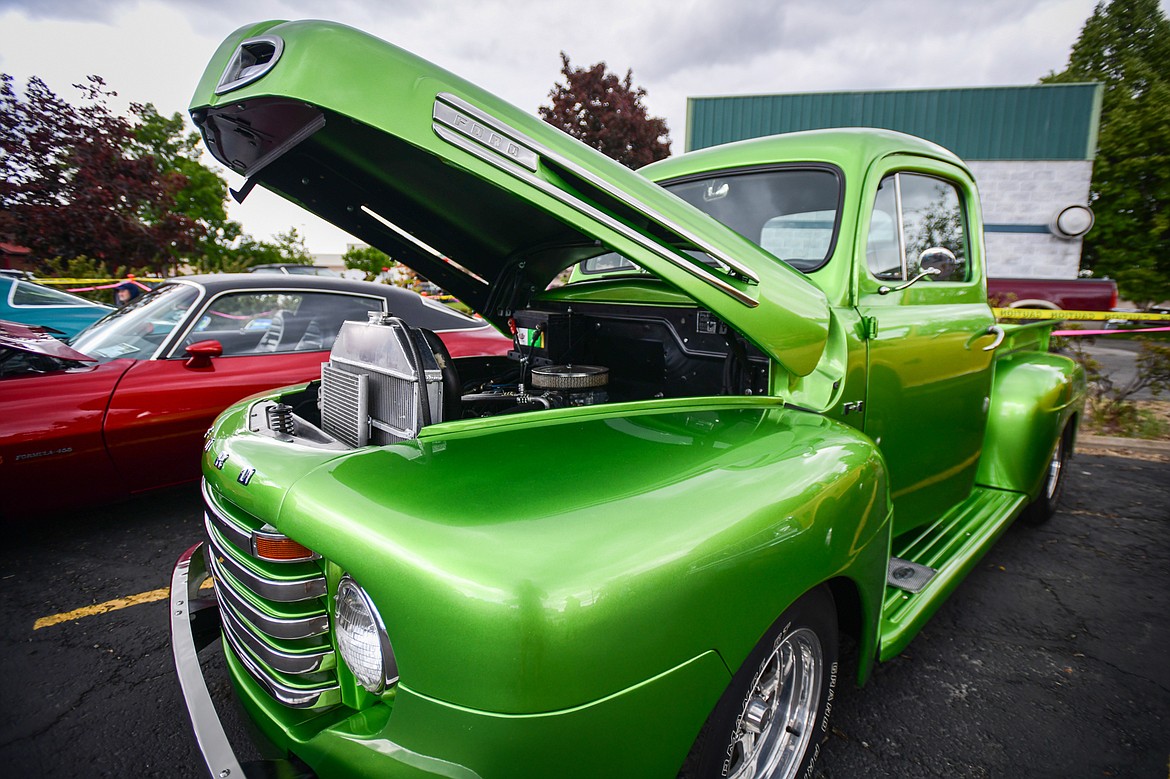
[967, 160, 1094, 279]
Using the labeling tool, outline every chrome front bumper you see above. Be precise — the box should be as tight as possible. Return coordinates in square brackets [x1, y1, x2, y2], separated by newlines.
[171, 542, 249, 779]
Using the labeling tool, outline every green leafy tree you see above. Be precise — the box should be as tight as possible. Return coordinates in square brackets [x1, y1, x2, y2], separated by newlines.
[40, 254, 151, 280]
[270, 228, 314, 265]
[0, 74, 200, 274]
[343, 244, 393, 280]
[130, 103, 243, 272]
[539, 53, 670, 169]
[216, 235, 280, 273]
[202, 229, 315, 274]
[0, 73, 315, 277]
[1043, 0, 1170, 306]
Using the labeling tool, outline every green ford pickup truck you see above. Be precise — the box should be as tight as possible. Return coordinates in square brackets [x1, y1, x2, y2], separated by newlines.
[171, 20, 1086, 779]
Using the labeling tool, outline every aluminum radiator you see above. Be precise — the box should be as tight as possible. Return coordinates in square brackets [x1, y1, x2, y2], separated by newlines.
[320, 314, 443, 447]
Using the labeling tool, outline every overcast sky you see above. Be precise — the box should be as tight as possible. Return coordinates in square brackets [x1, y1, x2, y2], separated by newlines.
[0, 0, 1151, 254]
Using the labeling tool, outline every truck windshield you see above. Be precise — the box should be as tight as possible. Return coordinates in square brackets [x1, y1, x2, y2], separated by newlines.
[663, 167, 842, 272]
[578, 167, 843, 277]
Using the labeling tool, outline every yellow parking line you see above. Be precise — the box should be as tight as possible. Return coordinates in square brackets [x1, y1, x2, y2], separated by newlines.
[33, 588, 170, 630]
[32, 578, 213, 631]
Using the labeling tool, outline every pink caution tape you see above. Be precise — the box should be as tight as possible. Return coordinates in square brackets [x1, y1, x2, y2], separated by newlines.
[1053, 326, 1170, 336]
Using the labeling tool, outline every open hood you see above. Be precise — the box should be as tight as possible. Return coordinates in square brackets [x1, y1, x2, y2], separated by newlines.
[0, 320, 96, 362]
[190, 21, 831, 376]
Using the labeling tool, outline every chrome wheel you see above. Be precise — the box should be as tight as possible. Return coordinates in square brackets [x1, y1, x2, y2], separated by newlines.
[726, 627, 823, 779]
[1044, 435, 1064, 500]
[1022, 423, 1071, 525]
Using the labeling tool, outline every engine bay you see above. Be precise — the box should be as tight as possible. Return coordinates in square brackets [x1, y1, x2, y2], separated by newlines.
[255, 301, 770, 449]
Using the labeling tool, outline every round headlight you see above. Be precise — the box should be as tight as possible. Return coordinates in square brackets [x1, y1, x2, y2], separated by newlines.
[335, 576, 397, 693]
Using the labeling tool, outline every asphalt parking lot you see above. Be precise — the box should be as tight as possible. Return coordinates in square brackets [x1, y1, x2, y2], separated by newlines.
[816, 442, 1170, 778]
[0, 444, 1166, 778]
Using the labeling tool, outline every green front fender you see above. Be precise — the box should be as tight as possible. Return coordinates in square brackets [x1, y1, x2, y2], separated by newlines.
[977, 351, 1086, 498]
[229, 644, 732, 779]
[267, 399, 891, 718]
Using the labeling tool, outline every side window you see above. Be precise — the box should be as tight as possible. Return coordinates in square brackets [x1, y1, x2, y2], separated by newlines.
[866, 173, 969, 283]
[899, 174, 968, 282]
[183, 292, 381, 356]
[11, 280, 91, 307]
[866, 178, 901, 280]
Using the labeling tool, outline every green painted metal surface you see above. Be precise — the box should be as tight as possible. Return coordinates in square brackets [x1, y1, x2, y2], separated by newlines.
[227, 641, 730, 778]
[880, 487, 1028, 660]
[850, 153, 996, 535]
[977, 350, 1085, 496]
[206, 395, 891, 776]
[687, 83, 1103, 160]
[208, 399, 890, 716]
[190, 20, 833, 380]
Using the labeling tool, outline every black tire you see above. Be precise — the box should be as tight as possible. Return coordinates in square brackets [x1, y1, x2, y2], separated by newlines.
[1021, 423, 1071, 525]
[678, 587, 838, 779]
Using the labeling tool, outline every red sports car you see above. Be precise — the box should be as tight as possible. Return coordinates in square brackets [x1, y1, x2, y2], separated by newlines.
[0, 275, 512, 516]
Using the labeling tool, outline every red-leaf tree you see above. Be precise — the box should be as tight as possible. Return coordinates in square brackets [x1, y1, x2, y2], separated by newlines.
[0, 74, 199, 274]
[539, 53, 671, 169]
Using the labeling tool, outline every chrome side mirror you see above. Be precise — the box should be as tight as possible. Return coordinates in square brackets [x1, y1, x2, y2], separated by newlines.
[919, 246, 962, 281]
[878, 266, 941, 295]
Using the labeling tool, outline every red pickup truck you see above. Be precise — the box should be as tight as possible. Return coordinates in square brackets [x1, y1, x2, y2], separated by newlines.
[988, 277, 1117, 311]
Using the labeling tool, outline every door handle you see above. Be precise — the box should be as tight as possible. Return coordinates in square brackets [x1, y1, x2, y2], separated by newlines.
[982, 325, 1006, 351]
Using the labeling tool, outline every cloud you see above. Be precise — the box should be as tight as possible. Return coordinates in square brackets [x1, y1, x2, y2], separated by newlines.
[629, 0, 788, 78]
[0, 0, 1147, 251]
[0, 0, 133, 23]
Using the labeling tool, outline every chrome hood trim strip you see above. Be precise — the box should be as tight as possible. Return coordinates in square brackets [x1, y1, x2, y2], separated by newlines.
[433, 93, 760, 308]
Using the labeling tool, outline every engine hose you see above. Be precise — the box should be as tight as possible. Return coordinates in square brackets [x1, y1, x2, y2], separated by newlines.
[389, 316, 432, 429]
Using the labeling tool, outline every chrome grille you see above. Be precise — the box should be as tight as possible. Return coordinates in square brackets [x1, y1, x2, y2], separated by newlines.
[320, 363, 368, 447]
[202, 480, 339, 709]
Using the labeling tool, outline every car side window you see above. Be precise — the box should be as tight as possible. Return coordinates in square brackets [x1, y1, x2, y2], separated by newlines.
[866, 179, 901, 280]
[11, 280, 92, 307]
[184, 292, 382, 356]
[866, 173, 969, 283]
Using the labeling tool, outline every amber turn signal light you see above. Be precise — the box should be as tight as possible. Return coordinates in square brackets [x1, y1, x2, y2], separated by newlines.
[252, 533, 315, 562]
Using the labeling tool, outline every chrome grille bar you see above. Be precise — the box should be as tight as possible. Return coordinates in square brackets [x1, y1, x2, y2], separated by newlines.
[211, 566, 330, 640]
[220, 600, 333, 675]
[202, 478, 339, 711]
[221, 627, 339, 709]
[204, 517, 326, 602]
[202, 480, 253, 552]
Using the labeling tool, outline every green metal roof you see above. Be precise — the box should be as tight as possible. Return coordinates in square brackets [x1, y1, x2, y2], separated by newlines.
[686, 83, 1102, 161]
